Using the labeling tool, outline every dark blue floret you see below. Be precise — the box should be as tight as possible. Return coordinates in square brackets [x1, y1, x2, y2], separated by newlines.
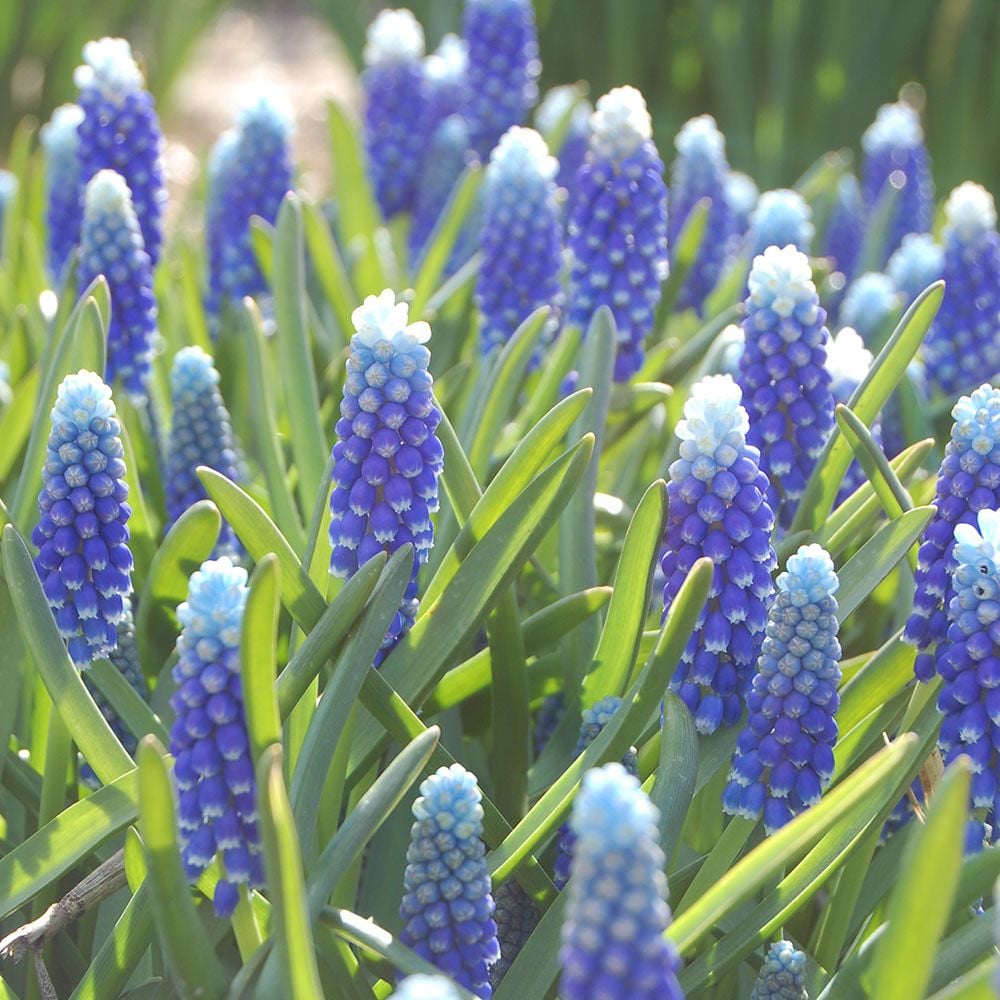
[489, 880, 538, 989]
[823, 174, 864, 286]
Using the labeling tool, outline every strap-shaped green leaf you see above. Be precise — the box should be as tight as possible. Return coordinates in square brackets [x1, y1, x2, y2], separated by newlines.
[241, 554, 283, 765]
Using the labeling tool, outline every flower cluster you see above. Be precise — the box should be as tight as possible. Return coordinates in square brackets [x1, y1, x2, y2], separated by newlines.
[661, 375, 776, 733]
[78, 170, 158, 399]
[535, 85, 592, 206]
[165, 347, 243, 553]
[723, 544, 841, 833]
[170, 557, 261, 917]
[40, 104, 84, 278]
[74, 38, 166, 266]
[669, 115, 733, 315]
[861, 101, 934, 266]
[490, 880, 538, 989]
[923, 183, 1000, 396]
[738, 244, 835, 528]
[476, 127, 563, 354]
[399, 763, 499, 995]
[33, 371, 132, 667]
[462, 0, 540, 159]
[567, 86, 669, 382]
[887, 232, 943, 306]
[904, 385, 1000, 682]
[329, 291, 444, 661]
[559, 763, 684, 1000]
[391, 976, 463, 1000]
[750, 941, 808, 1000]
[747, 189, 814, 258]
[822, 174, 864, 287]
[839, 271, 900, 346]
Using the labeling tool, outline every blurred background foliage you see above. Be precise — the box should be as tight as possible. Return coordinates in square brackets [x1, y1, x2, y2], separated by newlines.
[3, 0, 999, 193]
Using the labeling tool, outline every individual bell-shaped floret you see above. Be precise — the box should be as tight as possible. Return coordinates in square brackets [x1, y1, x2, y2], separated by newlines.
[747, 189, 814, 258]
[887, 232, 943, 307]
[751, 940, 809, 999]
[40, 104, 84, 278]
[839, 271, 900, 347]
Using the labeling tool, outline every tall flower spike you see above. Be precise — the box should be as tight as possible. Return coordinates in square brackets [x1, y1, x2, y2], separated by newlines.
[723, 544, 841, 833]
[738, 245, 835, 529]
[535, 85, 592, 206]
[668, 115, 733, 315]
[169, 557, 261, 917]
[462, 0, 540, 159]
[660, 375, 776, 734]
[165, 347, 243, 553]
[40, 104, 84, 278]
[861, 101, 934, 265]
[79, 170, 157, 399]
[904, 385, 1000, 682]
[887, 232, 943, 306]
[391, 976, 463, 1000]
[206, 96, 294, 320]
[923, 183, 1000, 396]
[725, 171, 759, 247]
[75, 38, 166, 265]
[938, 508, 1000, 848]
[422, 34, 468, 137]
[822, 173, 864, 286]
[490, 880, 539, 989]
[750, 941, 809, 1000]
[32, 371, 132, 667]
[747, 189, 814, 258]
[476, 127, 563, 354]
[567, 86, 669, 382]
[839, 271, 900, 346]
[399, 763, 499, 995]
[329, 291, 444, 662]
[559, 763, 684, 1000]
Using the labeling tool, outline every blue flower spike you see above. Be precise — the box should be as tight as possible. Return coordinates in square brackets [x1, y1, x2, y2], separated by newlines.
[32, 370, 133, 668]
[74, 37, 166, 266]
[169, 557, 262, 917]
[822, 173, 864, 287]
[40, 104, 85, 278]
[669, 114, 733, 315]
[462, 0, 540, 159]
[751, 940, 809, 1000]
[887, 232, 943, 307]
[476, 126, 563, 355]
[363, 9, 428, 219]
[559, 763, 684, 1000]
[79, 170, 158, 400]
[490, 880, 539, 989]
[567, 86, 669, 382]
[924, 182, 1000, 396]
[904, 385, 1000, 683]
[747, 189, 814, 258]
[723, 543, 841, 833]
[329, 291, 444, 662]
[661, 374, 776, 734]
[535, 85, 592, 205]
[738, 244, 835, 528]
[399, 763, 500, 996]
[391, 976, 463, 1000]
[839, 271, 900, 347]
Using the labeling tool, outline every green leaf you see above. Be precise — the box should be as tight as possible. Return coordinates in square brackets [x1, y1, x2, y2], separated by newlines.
[836, 403, 913, 519]
[301, 195, 358, 344]
[0, 365, 40, 480]
[868, 759, 971, 999]
[657, 198, 709, 317]
[88, 657, 170, 746]
[837, 633, 915, 736]
[926, 961, 997, 1000]
[241, 554, 283, 766]
[653, 693, 700, 863]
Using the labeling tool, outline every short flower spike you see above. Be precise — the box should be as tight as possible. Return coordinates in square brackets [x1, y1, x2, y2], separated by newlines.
[661, 374, 776, 733]
[751, 940, 809, 999]
[399, 763, 499, 995]
[40, 104, 84, 278]
[32, 370, 133, 667]
[559, 763, 684, 1000]
[747, 189, 814, 258]
[169, 557, 262, 917]
[567, 86, 669, 382]
[839, 271, 900, 346]
[887, 232, 943, 306]
[723, 544, 841, 833]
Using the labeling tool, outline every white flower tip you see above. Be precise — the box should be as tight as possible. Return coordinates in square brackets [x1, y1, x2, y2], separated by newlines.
[364, 9, 425, 67]
[74, 37, 143, 100]
[862, 101, 923, 153]
[40, 104, 84, 153]
[489, 126, 558, 182]
[590, 86, 652, 160]
[678, 374, 750, 451]
[424, 33, 467, 83]
[783, 543, 838, 598]
[237, 93, 293, 136]
[676, 114, 725, 161]
[826, 328, 873, 386]
[748, 244, 816, 313]
[84, 169, 132, 215]
[351, 289, 430, 346]
[725, 171, 758, 214]
[945, 182, 997, 240]
[535, 84, 590, 136]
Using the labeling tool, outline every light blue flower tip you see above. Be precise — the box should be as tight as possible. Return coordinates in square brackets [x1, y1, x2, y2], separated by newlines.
[826, 328, 873, 392]
[675, 113, 726, 163]
[424, 33, 467, 84]
[571, 762, 659, 850]
[589, 85, 652, 161]
[840, 271, 899, 337]
[176, 556, 249, 642]
[74, 37, 143, 102]
[675, 373, 748, 465]
[748, 245, 819, 319]
[780, 544, 839, 604]
[172, 345, 220, 390]
[944, 182, 997, 243]
[40, 103, 84, 155]
[364, 8, 425, 66]
[487, 126, 557, 185]
[748, 189, 814, 255]
[391, 975, 462, 1000]
[235, 94, 293, 137]
[54, 369, 118, 424]
[862, 101, 923, 154]
[536, 84, 589, 137]
[751, 940, 808, 999]
[886, 232, 943, 302]
[726, 171, 759, 216]
[84, 168, 135, 217]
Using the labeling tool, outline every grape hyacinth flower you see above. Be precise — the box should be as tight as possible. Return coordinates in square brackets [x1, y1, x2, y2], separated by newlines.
[723, 544, 841, 833]
[567, 86, 669, 382]
[422, 34, 468, 137]
[660, 375, 776, 733]
[40, 104, 84, 278]
[329, 291, 444, 661]
[476, 127, 563, 354]
[904, 385, 1000, 682]
[738, 245, 835, 529]
[206, 96, 294, 319]
[79, 170, 158, 400]
[75, 38, 166, 265]
[839, 271, 900, 347]
[725, 171, 759, 250]
[559, 763, 684, 1000]
[751, 941, 808, 1000]
[887, 232, 943, 306]
[490, 880, 538, 988]
[535, 85, 592, 205]
[164, 347, 242, 552]
[924, 183, 1000, 396]
[363, 9, 428, 219]
[861, 101, 933, 265]
[747, 189, 814, 258]
[668, 115, 733, 314]
[822, 173, 864, 287]
[399, 763, 499, 995]
[32, 371, 132, 667]
[170, 557, 261, 917]
[392, 976, 462, 1000]
[0, 170, 16, 258]
[462, 0, 540, 160]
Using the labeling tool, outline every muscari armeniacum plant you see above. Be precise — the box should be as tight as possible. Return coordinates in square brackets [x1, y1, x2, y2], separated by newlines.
[887, 231, 943, 307]
[723, 544, 841, 833]
[490, 879, 538, 989]
[40, 103, 84, 278]
[746, 189, 814, 259]
[822, 173, 864, 289]
[661, 374, 776, 734]
[567, 85, 669, 382]
[750, 940, 809, 1000]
